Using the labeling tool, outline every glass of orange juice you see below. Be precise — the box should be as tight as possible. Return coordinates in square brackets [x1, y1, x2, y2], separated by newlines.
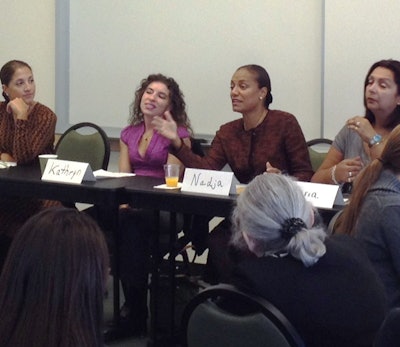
[163, 164, 180, 187]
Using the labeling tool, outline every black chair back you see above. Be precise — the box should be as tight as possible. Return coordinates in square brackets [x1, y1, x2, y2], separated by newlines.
[181, 283, 305, 347]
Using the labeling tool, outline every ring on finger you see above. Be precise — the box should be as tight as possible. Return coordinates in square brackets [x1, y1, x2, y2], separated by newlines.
[349, 171, 352, 177]
[356, 121, 360, 126]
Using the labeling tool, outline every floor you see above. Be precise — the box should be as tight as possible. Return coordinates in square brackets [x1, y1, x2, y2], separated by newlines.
[103, 278, 147, 347]
[103, 262, 206, 347]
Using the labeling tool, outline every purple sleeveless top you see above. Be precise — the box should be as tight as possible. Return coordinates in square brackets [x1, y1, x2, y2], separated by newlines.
[120, 123, 190, 178]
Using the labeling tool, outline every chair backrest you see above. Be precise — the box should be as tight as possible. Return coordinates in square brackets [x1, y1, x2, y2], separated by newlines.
[191, 138, 206, 157]
[55, 122, 110, 171]
[374, 307, 400, 347]
[181, 283, 305, 347]
[306, 138, 333, 172]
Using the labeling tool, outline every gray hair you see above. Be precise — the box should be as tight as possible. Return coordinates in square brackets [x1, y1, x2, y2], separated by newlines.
[231, 174, 326, 267]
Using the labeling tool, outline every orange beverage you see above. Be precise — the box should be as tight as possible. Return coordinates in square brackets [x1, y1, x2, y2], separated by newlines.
[165, 176, 179, 187]
[164, 164, 180, 187]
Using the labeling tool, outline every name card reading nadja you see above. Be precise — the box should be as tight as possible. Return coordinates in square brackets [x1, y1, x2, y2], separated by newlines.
[181, 168, 234, 196]
[41, 159, 95, 184]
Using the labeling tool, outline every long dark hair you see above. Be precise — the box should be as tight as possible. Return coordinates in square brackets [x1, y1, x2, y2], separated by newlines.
[0, 60, 32, 103]
[364, 59, 400, 128]
[237, 64, 273, 108]
[0, 207, 109, 347]
[337, 124, 400, 235]
[129, 73, 192, 133]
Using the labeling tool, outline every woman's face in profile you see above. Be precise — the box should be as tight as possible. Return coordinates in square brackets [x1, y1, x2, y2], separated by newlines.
[140, 81, 171, 118]
[3, 67, 36, 105]
[230, 68, 267, 114]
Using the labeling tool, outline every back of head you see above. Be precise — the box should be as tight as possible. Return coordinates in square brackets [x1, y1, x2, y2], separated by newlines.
[231, 174, 326, 267]
[0, 207, 109, 347]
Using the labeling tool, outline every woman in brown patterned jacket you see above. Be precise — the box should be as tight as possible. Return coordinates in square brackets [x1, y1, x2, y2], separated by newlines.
[153, 64, 313, 283]
[0, 60, 57, 269]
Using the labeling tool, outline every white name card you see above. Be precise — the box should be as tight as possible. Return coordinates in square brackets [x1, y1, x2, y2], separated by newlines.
[41, 159, 96, 184]
[296, 181, 345, 209]
[181, 168, 234, 196]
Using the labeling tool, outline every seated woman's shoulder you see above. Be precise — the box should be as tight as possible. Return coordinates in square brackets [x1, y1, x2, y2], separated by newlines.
[267, 109, 298, 120]
[323, 234, 376, 270]
[35, 102, 56, 118]
[220, 117, 244, 129]
[329, 233, 362, 247]
[326, 233, 364, 252]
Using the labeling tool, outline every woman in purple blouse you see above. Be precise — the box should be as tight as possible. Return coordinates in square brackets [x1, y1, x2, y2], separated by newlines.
[110, 74, 192, 340]
[119, 73, 192, 177]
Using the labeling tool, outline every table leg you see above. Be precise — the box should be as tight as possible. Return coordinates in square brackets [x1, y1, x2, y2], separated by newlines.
[148, 211, 178, 347]
[148, 210, 160, 347]
[111, 205, 121, 325]
[168, 212, 177, 338]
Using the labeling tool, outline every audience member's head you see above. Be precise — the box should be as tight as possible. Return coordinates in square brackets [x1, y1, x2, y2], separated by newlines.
[0, 207, 109, 347]
[231, 174, 326, 267]
[129, 73, 191, 130]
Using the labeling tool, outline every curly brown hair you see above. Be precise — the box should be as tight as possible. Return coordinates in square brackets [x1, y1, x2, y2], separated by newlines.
[129, 73, 192, 134]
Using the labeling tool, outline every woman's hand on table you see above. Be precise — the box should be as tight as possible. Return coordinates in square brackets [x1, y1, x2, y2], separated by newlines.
[335, 157, 364, 183]
[0, 153, 15, 162]
[265, 161, 282, 175]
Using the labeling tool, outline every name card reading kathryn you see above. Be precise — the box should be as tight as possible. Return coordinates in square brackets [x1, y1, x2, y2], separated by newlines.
[181, 168, 234, 196]
[41, 159, 95, 184]
[296, 181, 345, 209]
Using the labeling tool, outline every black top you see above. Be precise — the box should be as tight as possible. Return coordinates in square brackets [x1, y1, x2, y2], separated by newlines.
[231, 235, 387, 347]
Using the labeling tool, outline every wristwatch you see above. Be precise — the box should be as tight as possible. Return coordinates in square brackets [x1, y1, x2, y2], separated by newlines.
[368, 134, 382, 148]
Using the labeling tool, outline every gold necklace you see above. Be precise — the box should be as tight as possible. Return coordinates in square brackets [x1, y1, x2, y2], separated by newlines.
[142, 130, 153, 142]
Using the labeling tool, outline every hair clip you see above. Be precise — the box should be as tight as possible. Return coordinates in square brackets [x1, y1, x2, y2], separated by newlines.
[280, 217, 306, 240]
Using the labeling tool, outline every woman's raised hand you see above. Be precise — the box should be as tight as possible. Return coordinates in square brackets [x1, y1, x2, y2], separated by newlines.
[6, 98, 30, 121]
[347, 116, 375, 144]
[152, 111, 180, 144]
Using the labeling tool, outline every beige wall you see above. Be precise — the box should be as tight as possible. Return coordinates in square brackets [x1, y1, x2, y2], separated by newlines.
[0, 0, 55, 110]
[68, 0, 322, 139]
[4, 1, 400, 141]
